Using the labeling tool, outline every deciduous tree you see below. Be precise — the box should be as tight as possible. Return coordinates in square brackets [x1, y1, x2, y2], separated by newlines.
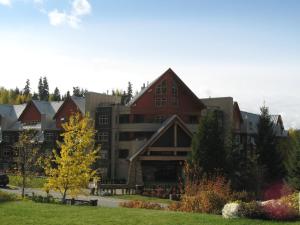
[44, 113, 99, 203]
[14, 130, 39, 198]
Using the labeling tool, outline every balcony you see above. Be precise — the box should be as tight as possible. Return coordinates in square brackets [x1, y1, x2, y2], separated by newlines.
[118, 123, 161, 132]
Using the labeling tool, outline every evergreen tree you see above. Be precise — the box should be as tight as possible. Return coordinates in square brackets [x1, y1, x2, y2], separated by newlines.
[286, 130, 300, 190]
[228, 146, 265, 194]
[73, 86, 81, 97]
[38, 77, 43, 100]
[190, 111, 226, 177]
[32, 92, 39, 100]
[73, 87, 87, 97]
[255, 105, 284, 182]
[23, 79, 31, 96]
[127, 82, 133, 100]
[42, 77, 49, 101]
[52, 87, 61, 101]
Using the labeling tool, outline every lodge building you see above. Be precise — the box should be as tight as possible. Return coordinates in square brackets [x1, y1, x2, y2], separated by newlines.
[0, 69, 288, 185]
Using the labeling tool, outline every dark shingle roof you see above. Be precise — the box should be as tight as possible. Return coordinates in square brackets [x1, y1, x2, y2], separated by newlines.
[32, 100, 63, 117]
[71, 96, 85, 114]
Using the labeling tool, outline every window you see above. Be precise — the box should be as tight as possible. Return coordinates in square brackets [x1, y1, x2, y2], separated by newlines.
[119, 115, 130, 124]
[100, 151, 108, 159]
[171, 81, 178, 105]
[133, 115, 145, 123]
[189, 116, 198, 124]
[249, 122, 253, 130]
[235, 135, 241, 145]
[2, 134, 10, 143]
[154, 115, 165, 123]
[119, 132, 130, 141]
[96, 132, 109, 142]
[45, 132, 55, 142]
[119, 149, 129, 159]
[155, 80, 167, 107]
[99, 114, 109, 125]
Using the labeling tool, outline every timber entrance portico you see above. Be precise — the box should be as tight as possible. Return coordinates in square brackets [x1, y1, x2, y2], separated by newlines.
[128, 115, 193, 185]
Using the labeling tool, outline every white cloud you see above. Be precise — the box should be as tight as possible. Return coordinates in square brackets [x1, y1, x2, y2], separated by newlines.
[47, 0, 91, 28]
[0, 0, 11, 6]
[48, 9, 67, 26]
[72, 0, 91, 16]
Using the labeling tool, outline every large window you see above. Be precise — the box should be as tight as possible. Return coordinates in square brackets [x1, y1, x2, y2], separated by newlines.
[99, 114, 109, 125]
[155, 80, 167, 107]
[171, 81, 178, 105]
[119, 115, 130, 124]
[96, 132, 109, 142]
[100, 150, 109, 159]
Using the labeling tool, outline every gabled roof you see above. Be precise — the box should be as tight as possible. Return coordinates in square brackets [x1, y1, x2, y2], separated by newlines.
[129, 68, 206, 109]
[70, 96, 85, 114]
[53, 96, 85, 119]
[233, 101, 243, 123]
[129, 114, 192, 162]
[241, 111, 287, 137]
[0, 104, 26, 121]
[19, 100, 63, 121]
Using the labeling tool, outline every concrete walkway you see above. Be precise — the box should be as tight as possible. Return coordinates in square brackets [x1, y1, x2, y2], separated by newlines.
[0, 187, 127, 208]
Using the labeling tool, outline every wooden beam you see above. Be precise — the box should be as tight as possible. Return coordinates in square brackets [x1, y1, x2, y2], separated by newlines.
[148, 147, 191, 152]
[174, 123, 178, 147]
[139, 156, 187, 161]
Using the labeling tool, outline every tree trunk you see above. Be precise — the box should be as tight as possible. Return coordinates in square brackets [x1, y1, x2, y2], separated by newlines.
[22, 175, 25, 198]
[62, 190, 67, 204]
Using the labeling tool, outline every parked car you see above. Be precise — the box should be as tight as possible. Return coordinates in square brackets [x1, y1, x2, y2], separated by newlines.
[0, 174, 9, 187]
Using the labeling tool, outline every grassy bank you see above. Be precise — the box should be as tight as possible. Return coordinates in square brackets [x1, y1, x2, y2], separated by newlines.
[0, 201, 299, 225]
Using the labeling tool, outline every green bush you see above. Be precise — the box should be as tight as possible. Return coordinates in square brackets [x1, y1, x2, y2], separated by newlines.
[238, 201, 265, 219]
[0, 190, 21, 202]
[120, 200, 163, 210]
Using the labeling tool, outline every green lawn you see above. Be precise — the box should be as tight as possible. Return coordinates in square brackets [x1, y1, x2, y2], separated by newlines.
[110, 194, 175, 204]
[8, 175, 46, 189]
[0, 201, 299, 225]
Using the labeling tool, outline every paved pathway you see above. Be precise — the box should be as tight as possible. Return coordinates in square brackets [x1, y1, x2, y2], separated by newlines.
[0, 187, 126, 208]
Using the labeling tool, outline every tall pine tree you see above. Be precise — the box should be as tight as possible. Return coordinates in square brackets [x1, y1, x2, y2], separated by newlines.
[52, 87, 61, 101]
[42, 77, 49, 101]
[255, 105, 284, 182]
[286, 130, 300, 190]
[190, 111, 226, 177]
[23, 79, 31, 96]
[38, 77, 43, 100]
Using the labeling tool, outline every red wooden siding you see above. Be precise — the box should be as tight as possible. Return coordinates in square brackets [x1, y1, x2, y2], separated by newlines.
[19, 102, 41, 124]
[131, 69, 204, 123]
[55, 98, 82, 129]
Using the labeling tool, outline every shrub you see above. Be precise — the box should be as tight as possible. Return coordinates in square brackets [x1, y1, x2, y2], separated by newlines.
[169, 176, 232, 214]
[231, 191, 256, 202]
[222, 203, 240, 219]
[120, 200, 163, 210]
[0, 190, 21, 202]
[262, 198, 299, 221]
[238, 201, 265, 219]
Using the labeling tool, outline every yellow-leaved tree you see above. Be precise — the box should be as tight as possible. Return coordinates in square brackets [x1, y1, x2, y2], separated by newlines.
[44, 113, 99, 203]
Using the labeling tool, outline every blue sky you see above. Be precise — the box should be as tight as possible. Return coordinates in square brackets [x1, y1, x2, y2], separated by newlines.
[1, 0, 300, 127]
